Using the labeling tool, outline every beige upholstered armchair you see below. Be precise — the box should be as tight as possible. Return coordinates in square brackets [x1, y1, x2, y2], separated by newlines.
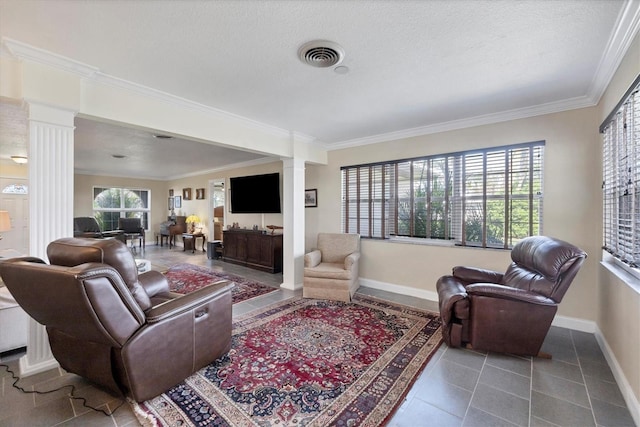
[303, 233, 361, 302]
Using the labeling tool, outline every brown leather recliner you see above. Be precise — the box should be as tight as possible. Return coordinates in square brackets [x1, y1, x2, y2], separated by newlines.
[436, 236, 587, 357]
[0, 237, 233, 402]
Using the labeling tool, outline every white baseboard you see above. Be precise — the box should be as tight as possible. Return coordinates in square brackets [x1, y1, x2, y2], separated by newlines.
[594, 325, 640, 427]
[551, 314, 596, 333]
[360, 278, 439, 302]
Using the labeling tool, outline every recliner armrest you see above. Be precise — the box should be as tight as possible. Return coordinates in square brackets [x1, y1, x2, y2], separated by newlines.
[466, 283, 556, 305]
[436, 275, 469, 321]
[145, 281, 233, 323]
[138, 270, 170, 297]
[452, 266, 504, 284]
[344, 252, 360, 270]
[304, 250, 321, 268]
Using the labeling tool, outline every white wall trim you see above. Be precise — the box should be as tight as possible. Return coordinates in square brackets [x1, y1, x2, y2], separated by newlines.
[595, 324, 640, 427]
[360, 278, 439, 302]
[551, 314, 597, 333]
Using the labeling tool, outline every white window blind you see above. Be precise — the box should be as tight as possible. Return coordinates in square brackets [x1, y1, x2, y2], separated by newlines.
[601, 75, 640, 268]
[341, 141, 544, 248]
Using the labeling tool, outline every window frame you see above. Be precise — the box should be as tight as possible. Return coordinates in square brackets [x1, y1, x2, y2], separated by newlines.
[600, 74, 640, 276]
[92, 186, 151, 231]
[341, 140, 544, 249]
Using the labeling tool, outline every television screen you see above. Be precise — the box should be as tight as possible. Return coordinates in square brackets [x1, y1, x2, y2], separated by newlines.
[230, 173, 281, 213]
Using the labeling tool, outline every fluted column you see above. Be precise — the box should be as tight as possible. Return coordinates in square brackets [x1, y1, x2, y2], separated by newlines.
[281, 157, 305, 290]
[19, 102, 75, 376]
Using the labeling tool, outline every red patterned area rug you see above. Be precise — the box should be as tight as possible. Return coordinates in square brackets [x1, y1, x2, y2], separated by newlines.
[132, 294, 442, 427]
[164, 263, 277, 304]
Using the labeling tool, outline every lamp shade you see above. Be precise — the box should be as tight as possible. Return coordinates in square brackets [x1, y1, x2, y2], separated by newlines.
[0, 211, 11, 232]
[185, 215, 201, 224]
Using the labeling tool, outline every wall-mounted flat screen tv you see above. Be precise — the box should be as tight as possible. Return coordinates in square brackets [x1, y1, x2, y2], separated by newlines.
[230, 172, 281, 213]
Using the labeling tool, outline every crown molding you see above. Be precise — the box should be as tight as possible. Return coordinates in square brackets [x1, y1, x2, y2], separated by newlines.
[587, 0, 640, 105]
[1, 38, 297, 142]
[327, 95, 595, 150]
[324, 0, 640, 151]
[2, 37, 99, 78]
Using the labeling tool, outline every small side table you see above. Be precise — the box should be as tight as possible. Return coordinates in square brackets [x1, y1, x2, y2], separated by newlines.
[182, 232, 206, 254]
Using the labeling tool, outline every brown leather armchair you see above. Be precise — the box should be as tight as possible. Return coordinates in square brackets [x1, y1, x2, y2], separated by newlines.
[436, 236, 587, 357]
[0, 238, 233, 402]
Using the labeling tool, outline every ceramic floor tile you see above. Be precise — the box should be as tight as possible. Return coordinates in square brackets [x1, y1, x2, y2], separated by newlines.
[531, 370, 590, 409]
[583, 374, 627, 408]
[470, 383, 530, 427]
[590, 397, 636, 427]
[533, 358, 584, 383]
[478, 364, 530, 400]
[463, 406, 520, 427]
[389, 398, 463, 427]
[412, 377, 472, 417]
[428, 358, 482, 392]
[442, 347, 487, 372]
[485, 353, 532, 378]
[580, 358, 616, 383]
[531, 390, 596, 427]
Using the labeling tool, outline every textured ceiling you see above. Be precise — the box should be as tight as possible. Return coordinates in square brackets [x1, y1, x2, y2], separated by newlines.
[0, 0, 636, 179]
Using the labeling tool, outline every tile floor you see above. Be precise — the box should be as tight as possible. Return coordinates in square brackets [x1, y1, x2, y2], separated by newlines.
[0, 245, 635, 426]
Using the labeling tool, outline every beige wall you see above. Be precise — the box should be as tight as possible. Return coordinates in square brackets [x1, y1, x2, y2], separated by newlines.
[307, 106, 602, 319]
[595, 32, 640, 410]
[166, 161, 284, 239]
[74, 174, 168, 243]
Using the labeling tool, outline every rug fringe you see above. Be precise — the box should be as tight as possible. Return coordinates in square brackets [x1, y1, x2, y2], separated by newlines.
[128, 398, 160, 427]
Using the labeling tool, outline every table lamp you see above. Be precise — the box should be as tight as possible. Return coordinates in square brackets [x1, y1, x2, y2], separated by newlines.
[0, 211, 11, 240]
[185, 215, 201, 233]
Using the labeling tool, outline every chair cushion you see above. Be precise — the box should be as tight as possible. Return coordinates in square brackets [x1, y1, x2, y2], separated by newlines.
[317, 233, 360, 263]
[304, 262, 353, 280]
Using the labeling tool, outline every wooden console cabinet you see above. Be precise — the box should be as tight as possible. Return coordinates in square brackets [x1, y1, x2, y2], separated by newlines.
[222, 230, 283, 273]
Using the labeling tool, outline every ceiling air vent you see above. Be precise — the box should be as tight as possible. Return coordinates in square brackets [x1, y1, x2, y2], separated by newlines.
[298, 40, 344, 68]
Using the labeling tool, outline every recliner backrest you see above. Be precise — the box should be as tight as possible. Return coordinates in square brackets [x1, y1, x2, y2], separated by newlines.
[47, 237, 152, 310]
[501, 236, 587, 301]
[118, 217, 143, 233]
[73, 217, 102, 233]
[0, 258, 144, 347]
[317, 233, 360, 263]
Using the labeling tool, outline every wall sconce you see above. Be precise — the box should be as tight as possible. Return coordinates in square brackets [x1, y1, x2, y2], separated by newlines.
[0, 211, 11, 240]
[11, 156, 28, 164]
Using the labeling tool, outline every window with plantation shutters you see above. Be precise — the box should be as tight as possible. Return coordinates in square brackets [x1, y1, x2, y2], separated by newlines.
[341, 141, 544, 248]
[601, 75, 640, 270]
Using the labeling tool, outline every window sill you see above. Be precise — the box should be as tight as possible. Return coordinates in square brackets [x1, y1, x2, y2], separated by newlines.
[386, 236, 509, 251]
[601, 251, 640, 294]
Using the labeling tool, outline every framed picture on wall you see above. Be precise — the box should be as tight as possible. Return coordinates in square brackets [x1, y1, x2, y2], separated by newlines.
[183, 188, 192, 200]
[169, 189, 174, 197]
[174, 196, 182, 208]
[196, 188, 205, 199]
[305, 189, 317, 208]
[168, 197, 174, 210]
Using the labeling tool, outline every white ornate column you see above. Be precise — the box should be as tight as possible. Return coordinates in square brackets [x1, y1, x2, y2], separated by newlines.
[20, 102, 75, 376]
[281, 156, 305, 290]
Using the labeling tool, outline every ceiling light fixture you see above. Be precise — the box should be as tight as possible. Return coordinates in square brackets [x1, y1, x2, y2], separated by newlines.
[112, 154, 126, 159]
[10, 156, 28, 164]
[153, 134, 173, 139]
[298, 40, 345, 68]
